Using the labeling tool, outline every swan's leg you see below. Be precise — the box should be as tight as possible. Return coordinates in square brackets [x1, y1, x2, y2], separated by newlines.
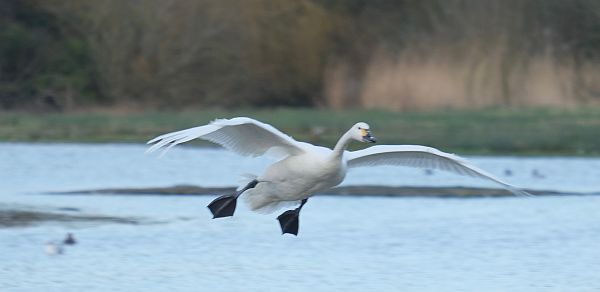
[207, 179, 258, 218]
[277, 198, 308, 236]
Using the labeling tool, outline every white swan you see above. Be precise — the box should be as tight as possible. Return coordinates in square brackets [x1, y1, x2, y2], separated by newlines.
[147, 117, 529, 235]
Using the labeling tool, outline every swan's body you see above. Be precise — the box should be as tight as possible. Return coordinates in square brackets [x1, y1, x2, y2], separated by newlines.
[244, 146, 347, 212]
[147, 117, 529, 234]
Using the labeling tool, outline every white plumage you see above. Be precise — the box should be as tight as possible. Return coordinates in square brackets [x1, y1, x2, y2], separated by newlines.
[346, 145, 530, 197]
[147, 117, 530, 213]
[147, 118, 306, 157]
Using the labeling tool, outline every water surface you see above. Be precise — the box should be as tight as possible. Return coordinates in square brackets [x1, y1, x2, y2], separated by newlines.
[1, 143, 599, 292]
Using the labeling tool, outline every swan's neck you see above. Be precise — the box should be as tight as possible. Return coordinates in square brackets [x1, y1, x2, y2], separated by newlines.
[332, 131, 353, 158]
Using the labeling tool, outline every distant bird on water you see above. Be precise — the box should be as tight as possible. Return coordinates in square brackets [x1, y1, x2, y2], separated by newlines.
[45, 242, 63, 255]
[147, 117, 530, 235]
[63, 233, 76, 245]
[532, 169, 546, 179]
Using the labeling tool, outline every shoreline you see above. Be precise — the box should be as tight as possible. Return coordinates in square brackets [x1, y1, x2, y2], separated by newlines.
[2, 141, 600, 158]
[50, 185, 590, 198]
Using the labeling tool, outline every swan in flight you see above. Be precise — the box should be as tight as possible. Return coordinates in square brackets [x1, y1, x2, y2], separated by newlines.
[147, 117, 529, 235]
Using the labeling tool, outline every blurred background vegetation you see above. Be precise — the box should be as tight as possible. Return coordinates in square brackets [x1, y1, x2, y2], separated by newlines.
[2, 0, 600, 111]
[1, 0, 600, 154]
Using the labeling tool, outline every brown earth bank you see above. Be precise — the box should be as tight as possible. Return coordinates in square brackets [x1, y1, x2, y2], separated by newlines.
[0, 207, 143, 228]
[51, 185, 593, 198]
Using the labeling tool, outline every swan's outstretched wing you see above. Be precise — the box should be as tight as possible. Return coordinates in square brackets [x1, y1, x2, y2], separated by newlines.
[346, 145, 531, 197]
[147, 117, 305, 157]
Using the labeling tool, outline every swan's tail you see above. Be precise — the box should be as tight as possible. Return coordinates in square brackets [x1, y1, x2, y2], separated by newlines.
[239, 174, 299, 214]
[243, 191, 299, 214]
[238, 173, 273, 212]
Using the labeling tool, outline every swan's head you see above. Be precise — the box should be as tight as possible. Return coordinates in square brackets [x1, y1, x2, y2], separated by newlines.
[351, 122, 377, 143]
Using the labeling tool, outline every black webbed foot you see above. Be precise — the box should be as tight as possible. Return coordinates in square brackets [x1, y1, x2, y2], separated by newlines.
[207, 179, 258, 219]
[277, 209, 300, 236]
[207, 194, 237, 218]
[277, 198, 308, 236]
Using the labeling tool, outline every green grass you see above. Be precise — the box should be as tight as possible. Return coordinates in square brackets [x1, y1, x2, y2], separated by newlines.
[1, 107, 600, 155]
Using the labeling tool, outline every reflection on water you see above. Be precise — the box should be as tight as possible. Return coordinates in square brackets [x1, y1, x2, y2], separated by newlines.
[1, 143, 600, 291]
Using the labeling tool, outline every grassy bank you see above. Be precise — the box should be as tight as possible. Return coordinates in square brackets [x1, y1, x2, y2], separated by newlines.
[1, 107, 599, 155]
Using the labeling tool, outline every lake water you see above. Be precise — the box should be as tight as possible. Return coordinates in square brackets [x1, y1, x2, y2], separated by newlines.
[1, 143, 599, 292]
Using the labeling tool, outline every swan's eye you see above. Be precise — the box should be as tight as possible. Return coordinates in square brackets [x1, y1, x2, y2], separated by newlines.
[357, 127, 362, 130]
